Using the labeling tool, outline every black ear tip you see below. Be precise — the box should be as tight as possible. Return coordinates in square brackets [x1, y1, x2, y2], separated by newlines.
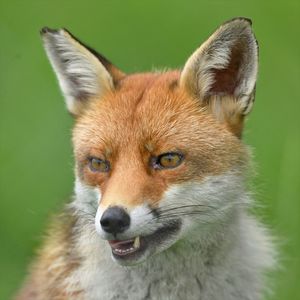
[40, 27, 49, 35]
[62, 27, 70, 34]
[224, 17, 253, 26]
[238, 17, 252, 25]
[40, 27, 59, 36]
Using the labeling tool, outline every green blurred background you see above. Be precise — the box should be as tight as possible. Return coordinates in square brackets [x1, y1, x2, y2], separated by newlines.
[0, 1, 299, 299]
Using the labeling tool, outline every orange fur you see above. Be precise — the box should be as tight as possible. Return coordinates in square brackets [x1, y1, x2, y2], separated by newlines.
[73, 71, 248, 210]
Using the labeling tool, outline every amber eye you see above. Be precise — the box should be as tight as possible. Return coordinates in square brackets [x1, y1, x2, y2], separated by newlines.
[154, 152, 183, 169]
[88, 157, 110, 172]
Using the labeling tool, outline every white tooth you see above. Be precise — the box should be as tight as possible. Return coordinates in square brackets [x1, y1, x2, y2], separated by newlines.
[133, 236, 140, 249]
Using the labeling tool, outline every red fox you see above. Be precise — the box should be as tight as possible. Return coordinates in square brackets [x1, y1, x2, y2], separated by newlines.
[17, 18, 275, 299]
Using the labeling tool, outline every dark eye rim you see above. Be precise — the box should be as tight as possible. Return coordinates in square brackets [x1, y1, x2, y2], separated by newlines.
[151, 152, 184, 170]
[88, 157, 111, 172]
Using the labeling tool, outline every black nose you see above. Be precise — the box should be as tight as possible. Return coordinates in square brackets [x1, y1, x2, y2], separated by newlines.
[100, 206, 130, 235]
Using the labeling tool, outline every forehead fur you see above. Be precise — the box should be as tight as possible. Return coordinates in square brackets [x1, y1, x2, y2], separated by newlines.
[73, 71, 248, 178]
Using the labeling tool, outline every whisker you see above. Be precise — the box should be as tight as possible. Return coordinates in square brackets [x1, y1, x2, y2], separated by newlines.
[155, 204, 216, 214]
[146, 204, 215, 216]
[154, 211, 210, 220]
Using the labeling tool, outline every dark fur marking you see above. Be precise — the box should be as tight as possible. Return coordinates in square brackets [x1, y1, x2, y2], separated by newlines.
[143, 284, 152, 300]
[209, 45, 243, 96]
[169, 79, 178, 90]
[40, 27, 58, 35]
[195, 276, 203, 291]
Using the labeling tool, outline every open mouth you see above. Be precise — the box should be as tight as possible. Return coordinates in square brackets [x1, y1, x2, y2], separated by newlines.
[108, 220, 181, 262]
[109, 236, 141, 256]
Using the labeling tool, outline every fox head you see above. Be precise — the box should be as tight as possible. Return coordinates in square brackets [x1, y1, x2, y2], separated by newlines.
[41, 18, 258, 265]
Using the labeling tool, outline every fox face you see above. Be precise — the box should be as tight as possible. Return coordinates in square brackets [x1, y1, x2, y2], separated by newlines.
[41, 18, 258, 265]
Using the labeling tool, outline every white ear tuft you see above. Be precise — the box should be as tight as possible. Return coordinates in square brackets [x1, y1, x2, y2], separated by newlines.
[41, 27, 123, 116]
[180, 18, 258, 116]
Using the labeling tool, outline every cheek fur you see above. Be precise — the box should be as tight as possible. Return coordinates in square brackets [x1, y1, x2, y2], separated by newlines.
[158, 170, 248, 224]
[95, 206, 104, 236]
[73, 177, 102, 213]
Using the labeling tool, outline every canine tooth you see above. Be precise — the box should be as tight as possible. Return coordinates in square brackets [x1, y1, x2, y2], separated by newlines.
[133, 236, 140, 249]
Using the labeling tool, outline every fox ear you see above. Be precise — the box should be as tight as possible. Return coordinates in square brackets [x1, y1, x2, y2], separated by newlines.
[180, 18, 258, 136]
[41, 28, 125, 116]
